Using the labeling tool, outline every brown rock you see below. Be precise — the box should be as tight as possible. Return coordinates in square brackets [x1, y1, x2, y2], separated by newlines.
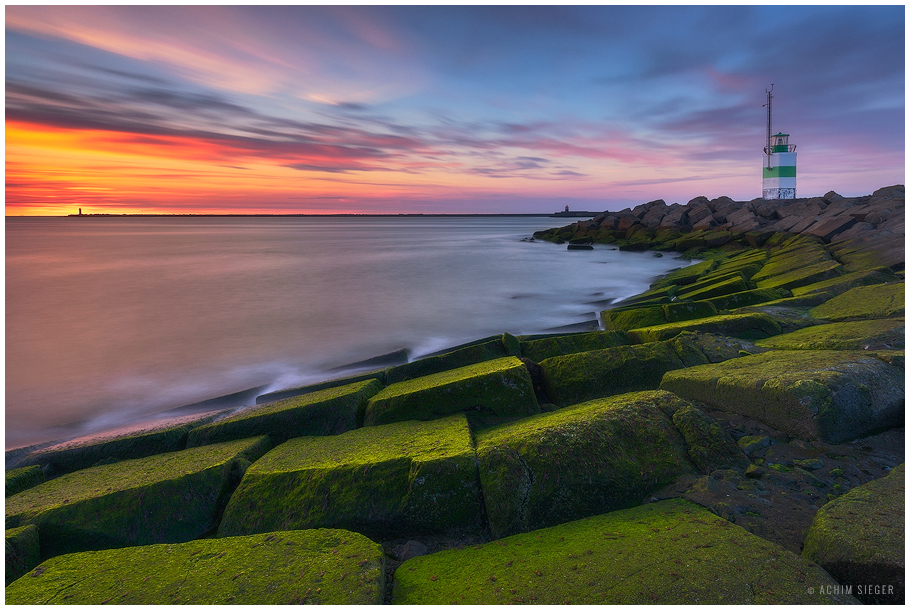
[804, 216, 858, 242]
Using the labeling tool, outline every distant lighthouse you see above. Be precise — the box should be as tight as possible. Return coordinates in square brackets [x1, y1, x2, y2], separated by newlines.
[762, 85, 796, 199]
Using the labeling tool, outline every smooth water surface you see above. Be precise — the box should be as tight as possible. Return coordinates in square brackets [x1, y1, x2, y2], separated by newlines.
[6, 216, 692, 448]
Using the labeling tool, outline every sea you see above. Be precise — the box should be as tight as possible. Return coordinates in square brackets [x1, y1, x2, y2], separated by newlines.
[5, 216, 694, 450]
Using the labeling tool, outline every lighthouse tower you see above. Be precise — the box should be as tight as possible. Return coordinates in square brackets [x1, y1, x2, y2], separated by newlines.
[762, 85, 796, 199]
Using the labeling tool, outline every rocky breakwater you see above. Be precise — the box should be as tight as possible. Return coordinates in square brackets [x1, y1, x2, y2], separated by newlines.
[6, 186, 904, 604]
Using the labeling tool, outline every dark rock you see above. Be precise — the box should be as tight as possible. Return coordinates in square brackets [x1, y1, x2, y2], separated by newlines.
[824, 190, 845, 204]
[396, 540, 430, 562]
[804, 216, 858, 243]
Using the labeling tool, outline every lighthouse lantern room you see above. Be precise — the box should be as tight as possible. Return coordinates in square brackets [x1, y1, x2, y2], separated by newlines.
[762, 85, 796, 199]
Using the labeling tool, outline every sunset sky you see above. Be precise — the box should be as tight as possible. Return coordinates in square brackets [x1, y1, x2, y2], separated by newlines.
[5, 5, 905, 215]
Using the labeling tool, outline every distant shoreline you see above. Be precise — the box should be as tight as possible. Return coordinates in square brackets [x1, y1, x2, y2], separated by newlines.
[53, 212, 599, 218]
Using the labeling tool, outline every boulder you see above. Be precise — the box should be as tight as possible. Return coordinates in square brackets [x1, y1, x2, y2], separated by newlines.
[217, 414, 484, 540]
[391, 499, 858, 604]
[674, 274, 751, 301]
[775, 199, 825, 219]
[6, 529, 385, 605]
[802, 464, 904, 604]
[601, 301, 718, 332]
[650, 259, 717, 289]
[187, 379, 383, 447]
[363, 357, 539, 426]
[755, 319, 904, 351]
[670, 404, 749, 472]
[790, 268, 899, 298]
[519, 330, 631, 362]
[476, 391, 696, 538]
[12, 410, 226, 477]
[5, 436, 272, 559]
[824, 190, 845, 204]
[625, 312, 782, 343]
[5, 524, 40, 585]
[809, 282, 904, 321]
[804, 216, 858, 243]
[754, 260, 844, 292]
[6, 465, 44, 498]
[703, 288, 786, 311]
[538, 332, 747, 407]
[660, 350, 904, 443]
[255, 369, 387, 404]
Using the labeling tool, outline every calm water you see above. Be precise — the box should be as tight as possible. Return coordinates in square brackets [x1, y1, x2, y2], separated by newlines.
[6, 216, 692, 449]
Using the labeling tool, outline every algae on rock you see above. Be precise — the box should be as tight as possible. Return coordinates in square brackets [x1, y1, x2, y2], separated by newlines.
[6, 528, 384, 605]
[6, 465, 44, 498]
[218, 414, 484, 540]
[802, 463, 904, 604]
[476, 390, 696, 539]
[809, 282, 905, 321]
[5, 436, 272, 559]
[6, 524, 40, 585]
[391, 499, 857, 604]
[660, 350, 904, 443]
[755, 318, 904, 351]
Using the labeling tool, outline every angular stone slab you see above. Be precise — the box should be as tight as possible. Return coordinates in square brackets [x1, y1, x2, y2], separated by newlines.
[751, 245, 830, 282]
[519, 330, 630, 362]
[218, 415, 483, 540]
[626, 312, 782, 343]
[476, 391, 696, 538]
[363, 357, 538, 426]
[703, 288, 786, 311]
[5, 436, 271, 559]
[670, 404, 749, 472]
[660, 350, 904, 443]
[802, 463, 904, 604]
[187, 379, 383, 447]
[12, 410, 226, 477]
[6, 528, 384, 605]
[755, 259, 844, 292]
[755, 319, 904, 351]
[391, 499, 857, 604]
[791, 267, 899, 297]
[601, 301, 717, 332]
[674, 274, 751, 301]
[386, 335, 509, 384]
[539, 332, 752, 407]
[809, 282, 905, 321]
[255, 369, 387, 404]
[6, 524, 40, 585]
[6, 465, 44, 497]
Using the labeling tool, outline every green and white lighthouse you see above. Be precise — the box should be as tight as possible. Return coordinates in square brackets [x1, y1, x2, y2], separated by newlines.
[762, 85, 796, 199]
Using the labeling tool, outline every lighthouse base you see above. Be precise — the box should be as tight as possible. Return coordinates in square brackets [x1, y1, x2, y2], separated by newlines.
[763, 187, 796, 200]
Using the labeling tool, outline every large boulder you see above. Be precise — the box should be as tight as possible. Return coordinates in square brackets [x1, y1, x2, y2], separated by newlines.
[754, 260, 844, 292]
[809, 282, 904, 321]
[802, 464, 904, 604]
[518, 330, 631, 362]
[186, 379, 382, 447]
[6, 528, 385, 605]
[12, 410, 225, 477]
[790, 267, 899, 298]
[601, 301, 718, 332]
[475, 391, 696, 539]
[6, 465, 44, 498]
[255, 369, 387, 404]
[385, 335, 509, 384]
[217, 414, 484, 540]
[363, 357, 538, 426]
[5, 524, 40, 585]
[391, 499, 858, 604]
[755, 319, 904, 351]
[625, 312, 782, 343]
[5, 436, 271, 559]
[660, 350, 904, 443]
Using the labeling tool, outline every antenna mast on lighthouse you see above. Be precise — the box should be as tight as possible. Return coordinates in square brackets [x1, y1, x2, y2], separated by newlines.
[763, 84, 773, 169]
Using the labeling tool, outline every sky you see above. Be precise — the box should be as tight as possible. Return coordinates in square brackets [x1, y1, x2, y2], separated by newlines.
[5, 5, 906, 215]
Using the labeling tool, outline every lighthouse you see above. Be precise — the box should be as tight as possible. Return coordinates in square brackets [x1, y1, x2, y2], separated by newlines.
[762, 85, 796, 199]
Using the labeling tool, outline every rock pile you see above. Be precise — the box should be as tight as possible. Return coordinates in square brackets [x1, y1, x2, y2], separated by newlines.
[6, 186, 904, 604]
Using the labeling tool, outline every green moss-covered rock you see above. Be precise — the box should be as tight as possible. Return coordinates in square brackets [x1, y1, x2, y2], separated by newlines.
[255, 369, 387, 404]
[660, 350, 904, 443]
[187, 379, 382, 447]
[703, 288, 786, 311]
[476, 391, 695, 539]
[755, 319, 904, 351]
[601, 301, 717, 332]
[538, 335, 703, 407]
[386, 337, 508, 384]
[791, 267, 899, 297]
[802, 464, 904, 604]
[6, 465, 44, 498]
[751, 246, 830, 282]
[809, 282, 905, 321]
[218, 415, 483, 540]
[755, 259, 844, 292]
[649, 259, 717, 289]
[363, 357, 538, 426]
[675, 274, 751, 301]
[670, 405, 749, 472]
[5, 436, 271, 559]
[391, 499, 857, 604]
[627, 312, 782, 343]
[12, 411, 225, 477]
[6, 528, 384, 605]
[6, 524, 40, 585]
[519, 330, 630, 362]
